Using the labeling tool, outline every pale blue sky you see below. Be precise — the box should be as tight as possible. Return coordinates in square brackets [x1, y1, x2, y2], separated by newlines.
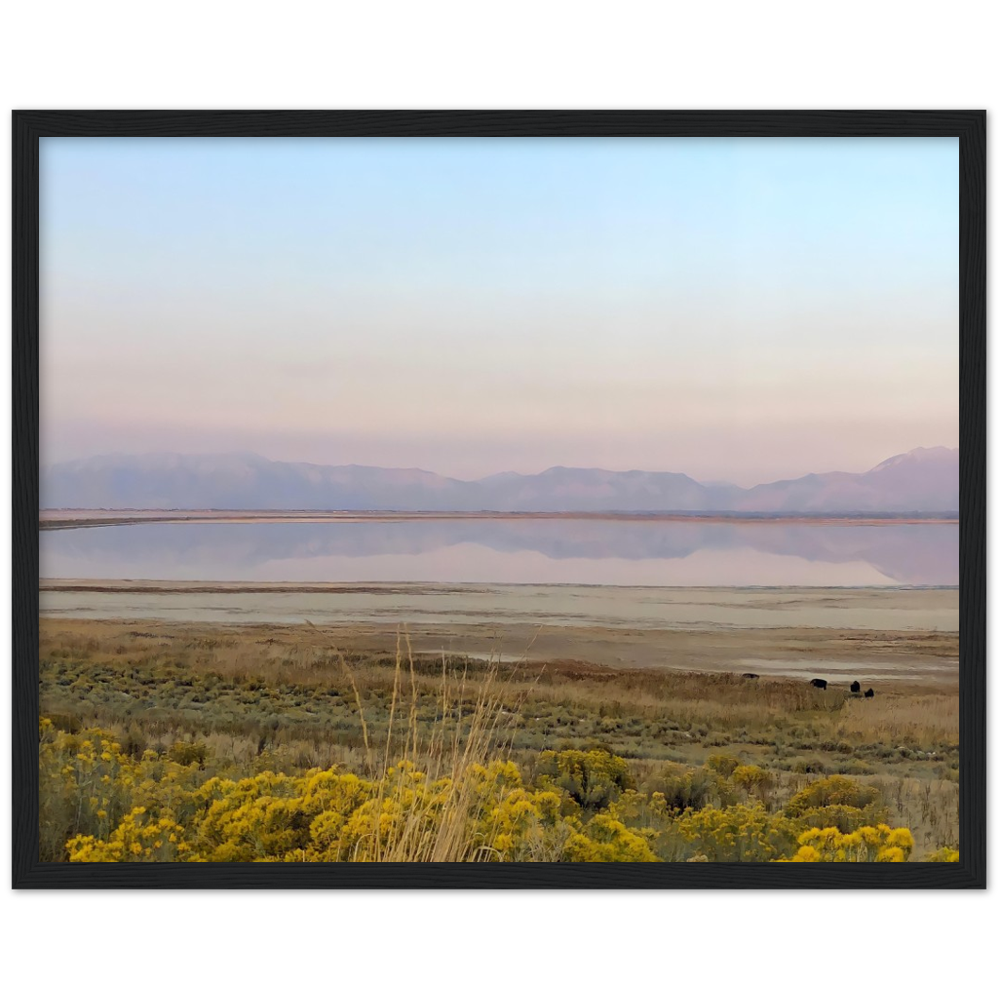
[40, 137, 958, 484]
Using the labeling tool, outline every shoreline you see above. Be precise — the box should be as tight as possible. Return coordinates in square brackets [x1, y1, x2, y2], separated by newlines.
[38, 508, 960, 531]
[39, 578, 959, 593]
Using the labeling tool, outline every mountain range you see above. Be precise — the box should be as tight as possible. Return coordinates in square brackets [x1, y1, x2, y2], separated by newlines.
[41, 446, 959, 514]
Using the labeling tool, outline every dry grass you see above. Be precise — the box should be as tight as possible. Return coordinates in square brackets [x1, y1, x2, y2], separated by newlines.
[39, 617, 959, 758]
[835, 695, 959, 745]
[317, 631, 524, 862]
[39, 616, 960, 856]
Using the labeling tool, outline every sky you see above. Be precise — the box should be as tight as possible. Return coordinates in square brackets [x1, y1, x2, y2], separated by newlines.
[39, 136, 959, 486]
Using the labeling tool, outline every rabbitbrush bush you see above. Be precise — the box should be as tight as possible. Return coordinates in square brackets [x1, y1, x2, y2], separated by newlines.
[40, 718, 937, 864]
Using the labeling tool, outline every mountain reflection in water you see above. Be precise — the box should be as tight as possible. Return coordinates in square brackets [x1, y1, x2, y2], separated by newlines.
[39, 519, 958, 587]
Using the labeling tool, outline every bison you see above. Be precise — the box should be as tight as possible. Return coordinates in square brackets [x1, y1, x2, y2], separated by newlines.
[864, 688, 875, 699]
[850, 681, 861, 694]
[742, 672, 760, 679]
[810, 678, 828, 690]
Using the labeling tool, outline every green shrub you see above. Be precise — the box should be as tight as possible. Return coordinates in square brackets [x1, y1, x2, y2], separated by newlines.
[535, 748, 635, 811]
[644, 765, 733, 812]
[705, 753, 741, 778]
[168, 741, 210, 767]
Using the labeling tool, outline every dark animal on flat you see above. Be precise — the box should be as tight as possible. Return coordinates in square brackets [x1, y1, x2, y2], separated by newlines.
[850, 681, 861, 693]
[742, 673, 760, 679]
[864, 688, 875, 698]
[810, 678, 828, 689]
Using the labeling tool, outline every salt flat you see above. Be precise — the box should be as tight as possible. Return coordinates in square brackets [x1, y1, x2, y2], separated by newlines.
[39, 581, 958, 685]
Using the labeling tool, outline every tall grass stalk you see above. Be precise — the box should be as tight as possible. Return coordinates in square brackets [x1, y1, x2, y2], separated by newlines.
[313, 624, 539, 862]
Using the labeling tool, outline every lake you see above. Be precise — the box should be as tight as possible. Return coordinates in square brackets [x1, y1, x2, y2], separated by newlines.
[39, 517, 958, 587]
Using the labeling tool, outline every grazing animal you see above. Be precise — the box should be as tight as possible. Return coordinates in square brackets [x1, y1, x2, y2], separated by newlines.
[810, 678, 828, 690]
[864, 688, 875, 699]
[742, 672, 760, 679]
[850, 681, 862, 694]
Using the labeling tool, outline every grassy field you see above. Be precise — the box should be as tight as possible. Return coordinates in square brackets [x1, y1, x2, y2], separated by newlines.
[38, 617, 960, 862]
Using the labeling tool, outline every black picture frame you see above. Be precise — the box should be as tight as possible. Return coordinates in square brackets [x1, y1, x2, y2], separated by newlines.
[12, 110, 986, 889]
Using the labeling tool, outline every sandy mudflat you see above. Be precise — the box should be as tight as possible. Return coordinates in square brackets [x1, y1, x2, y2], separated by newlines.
[39, 581, 958, 685]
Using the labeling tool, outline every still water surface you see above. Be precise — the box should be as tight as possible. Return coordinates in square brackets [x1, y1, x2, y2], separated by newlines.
[39, 518, 958, 587]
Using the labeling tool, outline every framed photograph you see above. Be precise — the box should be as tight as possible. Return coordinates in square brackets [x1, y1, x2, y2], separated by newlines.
[13, 111, 985, 888]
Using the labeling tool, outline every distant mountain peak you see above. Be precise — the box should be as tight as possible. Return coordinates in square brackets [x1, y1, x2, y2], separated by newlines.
[869, 446, 957, 474]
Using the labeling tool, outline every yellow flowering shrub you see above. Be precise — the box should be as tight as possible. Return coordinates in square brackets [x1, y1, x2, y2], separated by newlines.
[296, 770, 376, 858]
[563, 813, 659, 862]
[780, 824, 915, 862]
[612, 788, 674, 829]
[334, 762, 455, 861]
[67, 807, 200, 862]
[677, 803, 801, 861]
[39, 719, 137, 861]
[926, 847, 960, 862]
[705, 754, 742, 778]
[123, 757, 216, 830]
[197, 771, 337, 861]
[731, 765, 773, 797]
[783, 775, 886, 832]
[38, 718, 942, 865]
[473, 786, 567, 861]
[603, 789, 690, 860]
[785, 775, 881, 816]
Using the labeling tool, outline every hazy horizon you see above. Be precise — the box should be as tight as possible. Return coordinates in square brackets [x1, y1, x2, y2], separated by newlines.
[47, 442, 958, 488]
[40, 137, 958, 487]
